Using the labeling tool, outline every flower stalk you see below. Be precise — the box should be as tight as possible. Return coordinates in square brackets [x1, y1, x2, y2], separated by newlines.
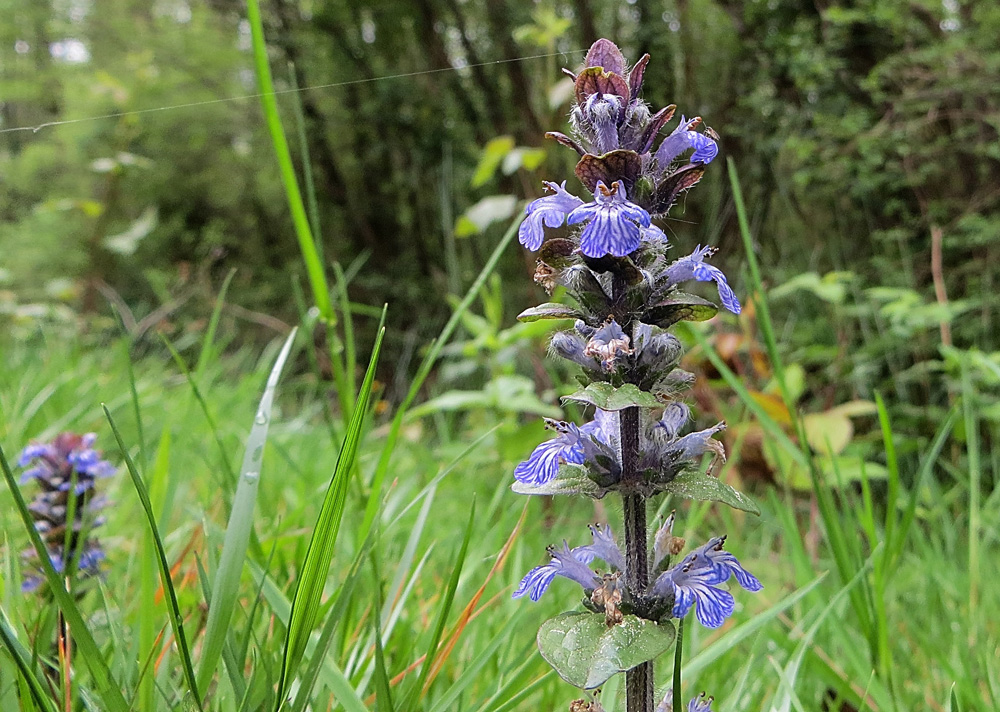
[506, 39, 761, 712]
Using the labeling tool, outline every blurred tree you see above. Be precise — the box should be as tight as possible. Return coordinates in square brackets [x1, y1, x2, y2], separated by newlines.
[1, 0, 997, 419]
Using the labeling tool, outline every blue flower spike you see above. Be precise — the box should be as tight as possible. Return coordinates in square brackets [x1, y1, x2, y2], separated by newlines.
[17, 432, 114, 593]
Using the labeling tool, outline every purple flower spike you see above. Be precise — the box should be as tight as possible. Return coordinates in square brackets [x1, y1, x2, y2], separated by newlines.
[655, 115, 719, 166]
[513, 420, 587, 486]
[665, 245, 741, 314]
[512, 541, 599, 601]
[519, 180, 585, 251]
[17, 432, 114, 594]
[567, 181, 651, 258]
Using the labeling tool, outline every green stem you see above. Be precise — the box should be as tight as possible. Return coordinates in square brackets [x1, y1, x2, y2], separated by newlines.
[246, 0, 332, 321]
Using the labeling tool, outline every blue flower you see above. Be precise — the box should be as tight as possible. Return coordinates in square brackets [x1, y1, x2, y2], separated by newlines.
[567, 181, 651, 258]
[655, 116, 718, 166]
[688, 693, 715, 712]
[657, 402, 692, 440]
[514, 410, 619, 486]
[664, 245, 741, 314]
[519, 180, 585, 251]
[512, 542, 598, 601]
[701, 536, 764, 592]
[512, 526, 625, 601]
[513, 420, 588, 486]
[650, 537, 760, 628]
[586, 523, 626, 574]
[665, 421, 727, 464]
[655, 691, 716, 712]
[641, 223, 669, 243]
[582, 93, 625, 154]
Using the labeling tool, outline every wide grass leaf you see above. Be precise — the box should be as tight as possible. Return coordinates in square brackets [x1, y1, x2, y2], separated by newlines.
[198, 329, 298, 691]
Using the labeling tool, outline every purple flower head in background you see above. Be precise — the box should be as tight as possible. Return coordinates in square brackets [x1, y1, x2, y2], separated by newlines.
[518, 180, 585, 251]
[17, 432, 114, 594]
[19, 432, 116, 492]
[664, 245, 741, 314]
[512, 525, 625, 601]
[567, 181, 651, 258]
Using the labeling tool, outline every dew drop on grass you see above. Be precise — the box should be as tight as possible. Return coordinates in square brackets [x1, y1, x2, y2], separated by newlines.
[252, 445, 263, 461]
[244, 471, 259, 483]
[255, 412, 267, 425]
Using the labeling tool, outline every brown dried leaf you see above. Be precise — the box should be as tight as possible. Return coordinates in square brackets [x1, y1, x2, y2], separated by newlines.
[575, 150, 642, 194]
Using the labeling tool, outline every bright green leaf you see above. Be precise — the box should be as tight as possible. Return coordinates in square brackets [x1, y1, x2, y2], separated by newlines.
[562, 382, 662, 410]
[517, 302, 581, 322]
[537, 612, 675, 689]
[660, 469, 761, 515]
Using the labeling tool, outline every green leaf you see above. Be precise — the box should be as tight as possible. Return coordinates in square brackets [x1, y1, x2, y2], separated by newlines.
[105, 407, 204, 710]
[517, 302, 581, 322]
[198, 329, 298, 692]
[471, 136, 515, 187]
[275, 325, 385, 710]
[455, 195, 519, 237]
[642, 292, 718, 328]
[562, 382, 662, 410]
[661, 469, 761, 515]
[501, 146, 547, 174]
[246, 0, 331, 320]
[537, 613, 675, 689]
[0, 608, 58, 712]
[511, 463, 604, 498]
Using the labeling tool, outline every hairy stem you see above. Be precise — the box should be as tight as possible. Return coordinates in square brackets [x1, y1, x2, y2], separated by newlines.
[622, 406, 653, 712]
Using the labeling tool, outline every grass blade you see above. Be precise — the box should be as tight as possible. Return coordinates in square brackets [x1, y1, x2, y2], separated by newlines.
[198, 329, 298, 691]
[275, 324, 385, 709]
[104, 407, 204, 711]
[371, 556, 395, 712]
[195, 267, 237, 380]
[360, 214, 521, 541]
[246, 0, 332, 321]
[0, 607, 58, 712]
[683, 572, 827, 678]
[0, 445, 129, 712]
[413, 498, 476, 699]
